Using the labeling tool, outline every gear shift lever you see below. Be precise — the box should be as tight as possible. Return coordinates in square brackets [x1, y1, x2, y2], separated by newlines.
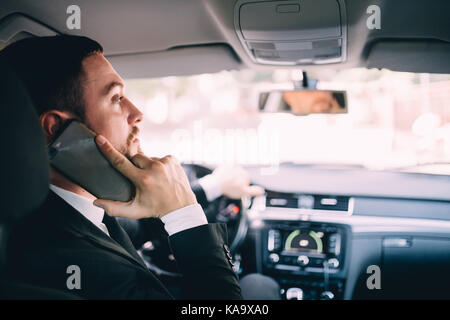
[321, 260, 334, 300]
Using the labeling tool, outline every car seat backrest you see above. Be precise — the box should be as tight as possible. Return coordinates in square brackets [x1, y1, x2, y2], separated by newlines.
[0, 57, 78, 299]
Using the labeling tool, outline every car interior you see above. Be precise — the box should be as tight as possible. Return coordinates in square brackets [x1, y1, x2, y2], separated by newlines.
[1, 0, 450, 300]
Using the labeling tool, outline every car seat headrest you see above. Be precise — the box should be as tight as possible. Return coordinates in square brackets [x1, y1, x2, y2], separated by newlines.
[0, 58, 49, 223]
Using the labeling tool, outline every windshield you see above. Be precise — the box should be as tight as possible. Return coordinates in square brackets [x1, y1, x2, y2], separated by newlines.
[124, 68, 450, 175]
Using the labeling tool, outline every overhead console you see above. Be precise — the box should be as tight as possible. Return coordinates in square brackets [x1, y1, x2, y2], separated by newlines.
[234, 0, 347, 66]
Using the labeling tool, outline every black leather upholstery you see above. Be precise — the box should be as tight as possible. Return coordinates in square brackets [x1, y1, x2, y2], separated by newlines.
[0, 60, 49, 222]
[0, 58, 78, 299]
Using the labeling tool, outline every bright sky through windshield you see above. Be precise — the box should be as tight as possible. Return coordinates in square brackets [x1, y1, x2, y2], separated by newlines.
[125, 68, 450, 174]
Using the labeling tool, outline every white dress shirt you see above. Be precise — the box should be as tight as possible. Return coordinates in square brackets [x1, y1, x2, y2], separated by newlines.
[50, 184, 110, 236]
[50, 184, 209, 237]
[198, 174, 222, 202]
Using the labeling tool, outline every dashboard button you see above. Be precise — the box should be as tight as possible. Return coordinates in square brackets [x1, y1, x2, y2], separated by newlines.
[327, 258, 339, 268]
[286, 287, 304, 300]
[297, 255, 309, 267]
[310, 258, 323, 267]
[268, 253, 280, 263]
[268, 229, 281, 251]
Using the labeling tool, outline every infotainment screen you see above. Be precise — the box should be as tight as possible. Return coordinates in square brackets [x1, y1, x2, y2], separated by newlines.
[283, 229, 328, 254]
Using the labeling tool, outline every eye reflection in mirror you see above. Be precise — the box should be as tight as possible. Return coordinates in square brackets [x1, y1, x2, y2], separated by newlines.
[259, 90, 347, 115]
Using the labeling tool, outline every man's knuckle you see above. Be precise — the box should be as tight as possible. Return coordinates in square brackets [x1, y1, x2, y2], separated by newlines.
[112, 156, 125, 168]
[141, 173, 153, 186]
[153, 160, 166, 170]
[102, 142, 113, 152]
[160, 156, 171, 164]
[131, 154, 146, 167]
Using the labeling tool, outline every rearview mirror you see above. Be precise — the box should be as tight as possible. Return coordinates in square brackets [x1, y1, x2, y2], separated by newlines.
[258, 90, 347, 115]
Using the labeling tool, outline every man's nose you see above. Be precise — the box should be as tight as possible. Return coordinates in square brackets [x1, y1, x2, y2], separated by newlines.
[127, 100, 144, 125]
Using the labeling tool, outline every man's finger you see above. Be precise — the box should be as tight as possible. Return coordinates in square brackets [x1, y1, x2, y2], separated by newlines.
[243, 185, 265, 197]
[93, 199, 138, 219]
[131, 153, 149, 169]
[96, 135, 140, 181]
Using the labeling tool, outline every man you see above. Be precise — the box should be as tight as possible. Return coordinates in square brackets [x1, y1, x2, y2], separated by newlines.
[261, 90, 345, 115]
[1, 35, 263, 299]
[282, 90, 344, 114]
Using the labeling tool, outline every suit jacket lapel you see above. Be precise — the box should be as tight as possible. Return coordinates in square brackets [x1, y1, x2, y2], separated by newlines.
[44, 191, 148, 270]
[101, 213, 148, 268]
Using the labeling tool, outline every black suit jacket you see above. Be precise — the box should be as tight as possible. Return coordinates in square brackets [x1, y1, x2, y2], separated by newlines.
[117, 181, 212, 249]
[6, 191, 242, 300]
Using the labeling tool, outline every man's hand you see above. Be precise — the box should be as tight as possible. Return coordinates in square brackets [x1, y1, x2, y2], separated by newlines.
[93, 135, 197, 219]
[210, 165, 265, 200]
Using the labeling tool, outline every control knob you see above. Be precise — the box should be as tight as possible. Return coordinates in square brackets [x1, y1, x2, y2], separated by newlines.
[268, 253, 280, 264]
[297, 255, 309, 267]
[327, 258, 339, 269]
[320, 291, 335, 300]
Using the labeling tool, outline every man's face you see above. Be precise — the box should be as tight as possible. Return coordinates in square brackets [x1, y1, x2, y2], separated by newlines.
[81, 54, 143, 158]
[283, 91, 340, 114]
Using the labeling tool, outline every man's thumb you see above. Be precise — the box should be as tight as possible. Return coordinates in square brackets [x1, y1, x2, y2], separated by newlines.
[93, 199, 128, 217]
[244, 185, 265, 197]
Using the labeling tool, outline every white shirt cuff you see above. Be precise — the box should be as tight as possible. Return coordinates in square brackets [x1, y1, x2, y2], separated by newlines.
[198, 174, 222, 202]
[160, 203, 208, 236]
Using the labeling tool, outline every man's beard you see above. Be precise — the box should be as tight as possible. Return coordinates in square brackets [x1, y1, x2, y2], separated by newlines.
[122, 126, 141, 159]
[82, 119, 141, 159]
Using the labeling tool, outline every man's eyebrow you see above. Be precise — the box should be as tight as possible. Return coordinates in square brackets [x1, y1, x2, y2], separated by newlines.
[103, 81, 124, 96]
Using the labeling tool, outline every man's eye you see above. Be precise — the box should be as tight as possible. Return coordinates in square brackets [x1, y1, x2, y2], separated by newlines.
[113, 96, 123, 104]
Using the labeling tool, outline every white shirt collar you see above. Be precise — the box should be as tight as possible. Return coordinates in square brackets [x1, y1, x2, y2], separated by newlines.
[49, 184, 106, 233]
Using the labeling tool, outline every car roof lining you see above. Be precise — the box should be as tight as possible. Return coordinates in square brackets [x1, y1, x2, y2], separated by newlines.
[0, 0, 450, 78]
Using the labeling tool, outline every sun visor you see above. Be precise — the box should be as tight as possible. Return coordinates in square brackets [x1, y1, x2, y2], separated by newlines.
[234, 0, 347, 66]
[0, 13, 58, 50]
[367, 40, 450, 74]
[108, 44, 242, 79]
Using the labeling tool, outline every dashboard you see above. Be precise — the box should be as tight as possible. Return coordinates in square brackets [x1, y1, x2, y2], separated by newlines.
[178, 163, 450, 299]
[238, 164, 450, 300]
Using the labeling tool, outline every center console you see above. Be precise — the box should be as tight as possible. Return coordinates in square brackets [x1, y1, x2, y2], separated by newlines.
[261, 221, 349, 300]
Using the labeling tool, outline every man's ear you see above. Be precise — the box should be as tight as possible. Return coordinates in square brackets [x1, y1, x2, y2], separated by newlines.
[40, 110, 75, 141]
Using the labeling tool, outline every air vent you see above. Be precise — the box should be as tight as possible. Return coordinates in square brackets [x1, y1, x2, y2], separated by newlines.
[266, 191, 298, 208]
[313, 195, 349, 211]
[265, 191, 351, 213]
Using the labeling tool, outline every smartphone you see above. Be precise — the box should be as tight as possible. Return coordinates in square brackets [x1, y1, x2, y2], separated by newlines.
[48, 120, 134, 202]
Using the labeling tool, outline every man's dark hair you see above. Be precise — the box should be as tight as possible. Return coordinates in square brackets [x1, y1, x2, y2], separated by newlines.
[0, 35, 103, 120]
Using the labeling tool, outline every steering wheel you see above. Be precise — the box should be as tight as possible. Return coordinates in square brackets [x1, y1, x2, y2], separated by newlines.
[135, 164, 250, 279]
